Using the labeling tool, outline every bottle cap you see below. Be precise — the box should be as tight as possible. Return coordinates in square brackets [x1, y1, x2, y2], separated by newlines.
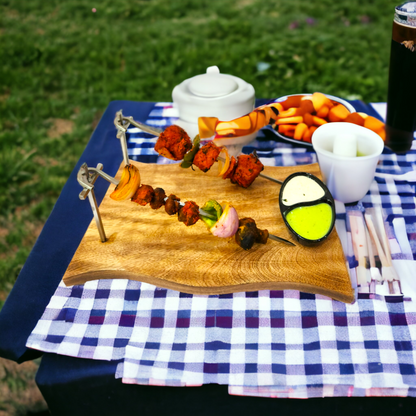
[394, 2, 416, 27]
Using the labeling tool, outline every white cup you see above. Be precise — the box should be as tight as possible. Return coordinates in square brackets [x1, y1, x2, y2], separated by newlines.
[312, 122, 384, 204]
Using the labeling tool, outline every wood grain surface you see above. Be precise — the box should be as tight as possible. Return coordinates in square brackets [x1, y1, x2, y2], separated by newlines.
[63, 160, 354, 303]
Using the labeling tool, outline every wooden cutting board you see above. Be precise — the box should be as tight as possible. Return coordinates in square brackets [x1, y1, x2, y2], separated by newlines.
[63, 160, 354, 303]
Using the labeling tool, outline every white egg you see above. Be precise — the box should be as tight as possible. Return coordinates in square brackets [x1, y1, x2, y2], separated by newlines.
[332, 133, 357, 157]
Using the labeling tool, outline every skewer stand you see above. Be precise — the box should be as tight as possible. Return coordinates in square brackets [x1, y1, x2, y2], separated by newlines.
[76, 110, 133, 242]
[76, 113, 293, 246]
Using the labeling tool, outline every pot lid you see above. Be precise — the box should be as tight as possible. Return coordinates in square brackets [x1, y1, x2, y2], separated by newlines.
[188, 66, 238, 98]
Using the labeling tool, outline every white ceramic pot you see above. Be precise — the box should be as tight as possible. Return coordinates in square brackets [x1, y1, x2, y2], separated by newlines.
[172, 66, 255, 138]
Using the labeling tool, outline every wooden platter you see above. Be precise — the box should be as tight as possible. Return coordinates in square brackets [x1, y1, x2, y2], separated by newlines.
[63, 160, 354, 303]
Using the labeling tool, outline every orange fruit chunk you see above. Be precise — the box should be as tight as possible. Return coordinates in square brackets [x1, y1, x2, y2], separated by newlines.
[328, 104, 350, 122]
[344, 112, 366, 126]
[275, 116, 303, 125]
[294, 123, 308, 141]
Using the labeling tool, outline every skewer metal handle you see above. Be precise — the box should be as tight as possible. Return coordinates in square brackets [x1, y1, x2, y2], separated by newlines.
[119, 130, 130, 166]
[114, 110, 132, 166]
[126, 117, 163, 136]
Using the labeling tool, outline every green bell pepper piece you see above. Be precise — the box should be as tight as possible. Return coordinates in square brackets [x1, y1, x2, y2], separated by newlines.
[199, 199, 223, 228]
[180, 135, 200, 169]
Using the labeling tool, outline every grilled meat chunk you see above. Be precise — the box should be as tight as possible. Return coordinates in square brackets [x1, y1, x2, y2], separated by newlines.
[192, 142, 221, 172]
[235, 217, 269, 250]
[165, 194, 181, 216]
[131, 184, 155, 206]
[178, 200, 200, 226]
[230, 153, 264, 188]
[155, 125, 192, 161]
[150, 187, 166, 210]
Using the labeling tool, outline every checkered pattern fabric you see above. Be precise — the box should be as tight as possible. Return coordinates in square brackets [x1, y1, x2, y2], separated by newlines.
[26, 102, 416, 398]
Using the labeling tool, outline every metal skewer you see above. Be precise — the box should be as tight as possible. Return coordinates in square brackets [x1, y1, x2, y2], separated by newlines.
[122, 116, 164, 136]
[77, 162, 294, 246]
[269, 234, 295, 246]
[259, 173, 283, 185]
[87, 167, 119, 185]
[114, 110, 283, 185]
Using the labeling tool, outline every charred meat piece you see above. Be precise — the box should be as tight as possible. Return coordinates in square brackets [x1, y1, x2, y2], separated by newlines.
[235, 217, 269, 250]
[178, 200, 200, 226]
[155, 125, 192, 161]
[131, 184, 155, 206]
[230, 153, 264, 188]
[192, 142, 222, 172]
[150, 187, 166, 210]
[222, 156, 237, 180]
[165, 194, 181, 216]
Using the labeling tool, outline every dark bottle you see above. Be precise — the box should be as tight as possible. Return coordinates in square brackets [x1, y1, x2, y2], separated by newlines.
[385, 2, 416, 153]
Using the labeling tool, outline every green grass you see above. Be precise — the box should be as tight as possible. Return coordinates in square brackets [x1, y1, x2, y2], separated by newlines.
[0, 0, 398, 304]
[0, 357, 48, 415]
[0, 0, 397, 299]
[0, 0, 401, 413]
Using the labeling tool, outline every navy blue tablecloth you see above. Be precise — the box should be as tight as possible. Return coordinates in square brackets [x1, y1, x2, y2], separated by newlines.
[35, 352, 413, 416]
[1, 99, 381, 363]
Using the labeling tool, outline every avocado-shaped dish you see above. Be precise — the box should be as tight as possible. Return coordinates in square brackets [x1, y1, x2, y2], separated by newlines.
[279, 172, 335, 246]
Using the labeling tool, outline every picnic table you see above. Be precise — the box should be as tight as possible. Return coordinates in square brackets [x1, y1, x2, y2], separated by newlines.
[0, 99, 415, 415]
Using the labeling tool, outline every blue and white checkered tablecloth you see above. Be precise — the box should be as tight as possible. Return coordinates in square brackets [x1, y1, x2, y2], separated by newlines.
[26, 102, 416, 398]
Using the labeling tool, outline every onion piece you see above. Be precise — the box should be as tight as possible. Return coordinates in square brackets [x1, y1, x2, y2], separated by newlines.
[210, 203, 239, 238]
[110, 164, 141, 201]
[217, 147, 230, 177]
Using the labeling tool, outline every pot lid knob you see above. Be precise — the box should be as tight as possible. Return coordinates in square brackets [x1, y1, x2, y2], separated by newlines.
[188, 66, 238, 98]
[206, 65, 220, 74]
